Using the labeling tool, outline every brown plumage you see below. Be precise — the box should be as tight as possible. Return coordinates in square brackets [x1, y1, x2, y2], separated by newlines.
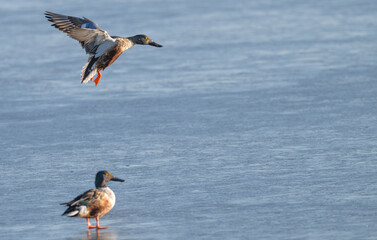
[61, 171, 125, 229]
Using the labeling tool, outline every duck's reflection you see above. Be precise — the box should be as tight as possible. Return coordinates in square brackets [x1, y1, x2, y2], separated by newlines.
[68, 229, 118, 240]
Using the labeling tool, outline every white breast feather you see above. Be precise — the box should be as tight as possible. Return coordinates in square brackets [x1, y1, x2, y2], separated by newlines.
[101, 187, 116, 206]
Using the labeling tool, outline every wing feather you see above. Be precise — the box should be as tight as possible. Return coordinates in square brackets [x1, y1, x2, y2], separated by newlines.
[61, 189, 106, 216]
[45, 11, 115, 55]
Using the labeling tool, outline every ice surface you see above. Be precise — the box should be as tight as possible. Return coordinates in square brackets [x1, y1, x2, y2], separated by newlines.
[1, 0, 377, 239]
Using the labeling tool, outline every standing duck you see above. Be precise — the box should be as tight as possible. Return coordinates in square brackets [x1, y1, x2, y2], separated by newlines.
[61, 171, 125, 229]
[45, 11, 163, 86]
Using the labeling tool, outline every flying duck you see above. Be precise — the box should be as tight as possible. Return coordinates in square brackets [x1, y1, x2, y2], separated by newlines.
[45, 11, 162, 86]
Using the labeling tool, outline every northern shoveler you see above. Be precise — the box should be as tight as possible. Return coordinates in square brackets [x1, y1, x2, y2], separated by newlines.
[45, 11, 163, 86]
[61, 171, 125, 229]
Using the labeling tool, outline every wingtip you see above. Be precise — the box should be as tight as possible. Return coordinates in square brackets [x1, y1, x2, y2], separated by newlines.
[44, 11, 53, 21]
[44, 11, 53, 17]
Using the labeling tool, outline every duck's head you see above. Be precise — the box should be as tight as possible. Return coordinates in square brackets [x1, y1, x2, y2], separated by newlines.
[95, 170, 125, 188]
[130, 34, 163, 47]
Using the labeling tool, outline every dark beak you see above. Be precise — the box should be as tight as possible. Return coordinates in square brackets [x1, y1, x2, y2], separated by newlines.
[149, 41, 163, 47]
[111, 176, 125, 182]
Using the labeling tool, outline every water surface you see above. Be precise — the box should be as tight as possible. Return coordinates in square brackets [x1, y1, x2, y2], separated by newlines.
[1, 0, 377, 239]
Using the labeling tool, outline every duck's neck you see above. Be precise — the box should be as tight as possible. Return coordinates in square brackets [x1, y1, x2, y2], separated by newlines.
[95, 178, 107, 188]
[126, 35, 140, 45]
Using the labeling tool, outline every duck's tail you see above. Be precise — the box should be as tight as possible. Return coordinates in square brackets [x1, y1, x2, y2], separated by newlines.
[62, 207, 80, 217]
[81, 56, 99, 84]
[61, 203, 84, 217]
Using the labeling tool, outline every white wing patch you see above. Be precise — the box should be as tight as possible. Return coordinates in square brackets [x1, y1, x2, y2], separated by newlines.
[95, 40, 117, 57]
[68, 29, 115, 55]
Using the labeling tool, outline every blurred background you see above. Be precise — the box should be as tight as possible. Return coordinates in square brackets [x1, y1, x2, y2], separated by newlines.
[1, 0, 377, 239]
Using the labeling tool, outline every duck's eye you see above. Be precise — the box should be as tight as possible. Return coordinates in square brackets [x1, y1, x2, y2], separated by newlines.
[145, 36, 148, 39]
[105, 173, 108, 175]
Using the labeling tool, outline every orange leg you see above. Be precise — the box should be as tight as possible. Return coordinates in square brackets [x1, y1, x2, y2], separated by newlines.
[95, 216, 108, 229]
[93, 71, 102, 86]
[87, 217, 108, 229]
[87, 218, 96, 229]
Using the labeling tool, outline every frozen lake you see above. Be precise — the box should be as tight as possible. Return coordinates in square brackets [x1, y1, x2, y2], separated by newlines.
[1, 0, 377, 239]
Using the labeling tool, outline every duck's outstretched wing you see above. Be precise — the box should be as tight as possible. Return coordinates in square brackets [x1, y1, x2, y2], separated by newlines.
[45, 11, 115, 56]
[61, 189, 105, 217]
